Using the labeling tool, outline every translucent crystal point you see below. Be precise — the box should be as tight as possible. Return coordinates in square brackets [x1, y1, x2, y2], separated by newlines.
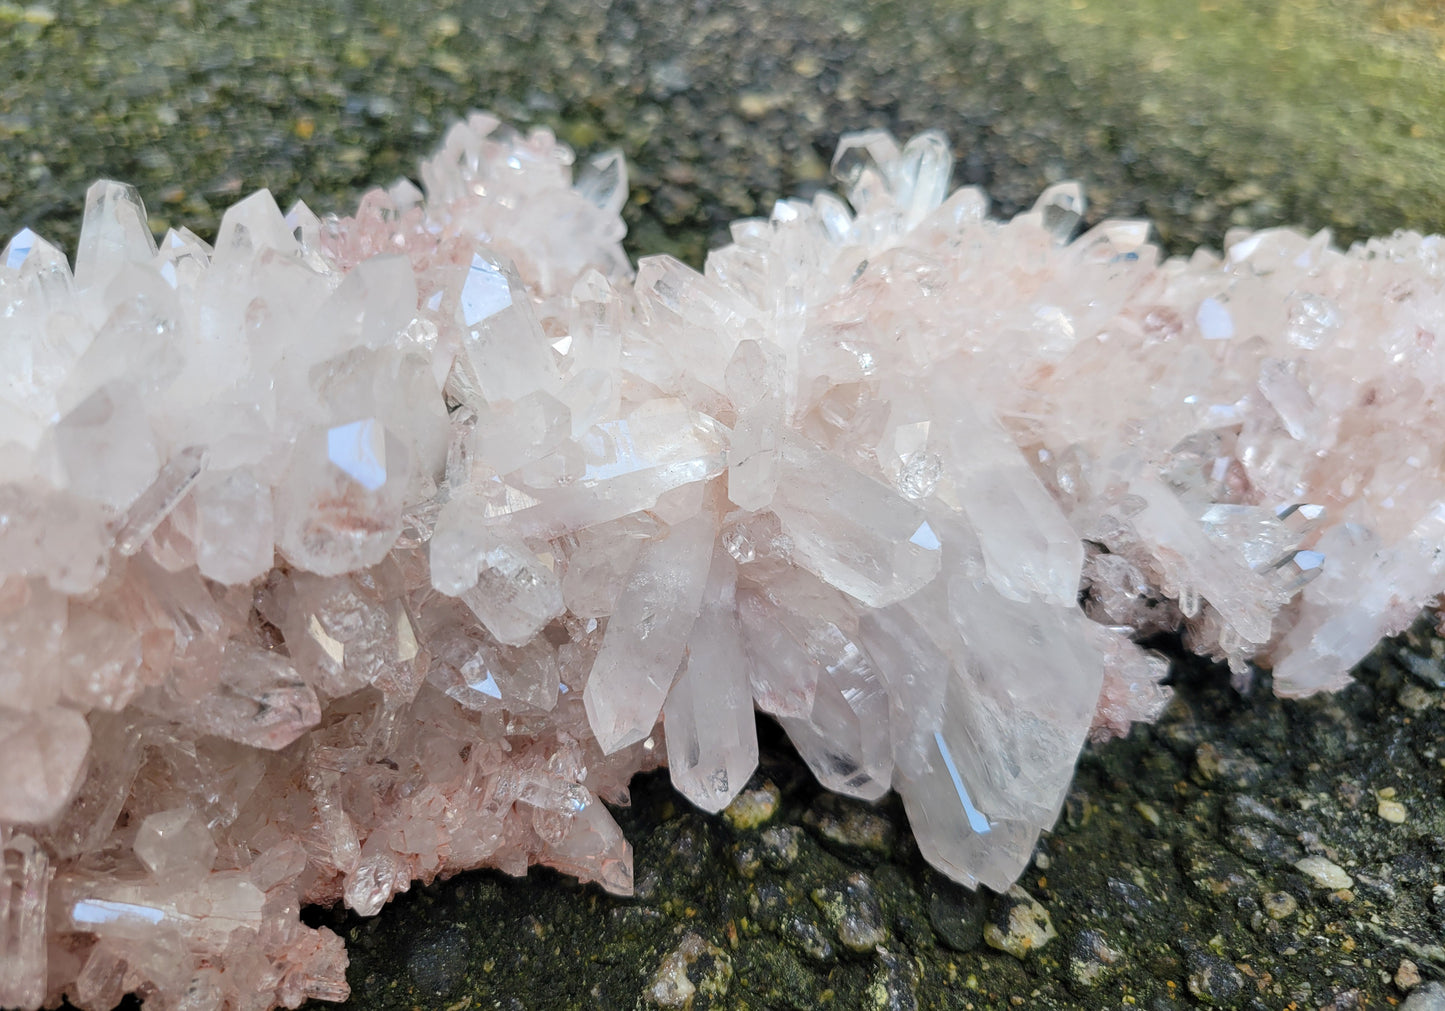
[897, 131, 953, 229]
[54, 382, 161, 510]
[213, 189, 298, 263]
[831, 129, 904, 214]
[431, 495, 564, 645]
[0, 705, 91, 823]
[663, 550, 758, 813]
[772, 431, 941, 607]
[276, 420, 410, 576]
[0, 832, 48, 1009]
[457, 250, 559, 403]
[2, 227, 39, 271]
[575, 149, 628, 216]
[1030, 180, 1086, 241]
[932, 383, 1083, 606]
[74, 180, 157, 290]
[584, 514, 714, 754]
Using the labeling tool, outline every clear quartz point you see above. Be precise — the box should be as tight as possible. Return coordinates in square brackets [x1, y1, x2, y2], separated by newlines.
[771, 431, 941, 607]
[74, 181, 158, 290]
[583, 514, 714, 754]
[1030, 181, 1087, 241]
[575, 149, 628, 215]
[0, 831, 49, 1009]
[116, 445, 208, 556]
[663, 549, 758, 813]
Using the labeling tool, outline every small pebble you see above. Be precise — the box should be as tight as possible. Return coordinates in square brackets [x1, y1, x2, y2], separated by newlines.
[1396, 958, 1423, 990]
[1377, 798, 1407, 823]
[1184, 948, 1244, 1005]
[1261, 891, 1298, 920]
[1294, 855, 1353, 890]
[645, 932, 732, 1008]
[984, 885, 1057, 959]
[722, 780, 780, 830]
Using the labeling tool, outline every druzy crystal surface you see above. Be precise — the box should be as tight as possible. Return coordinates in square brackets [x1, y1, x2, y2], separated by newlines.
[1, 112, 1440, 1009]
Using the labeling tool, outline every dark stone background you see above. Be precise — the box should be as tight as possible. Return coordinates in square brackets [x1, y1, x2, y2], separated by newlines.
[6, 1, 1445, 1008]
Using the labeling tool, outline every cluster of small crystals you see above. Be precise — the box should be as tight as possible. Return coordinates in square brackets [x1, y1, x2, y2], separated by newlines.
[0, 110, 1437, 1011]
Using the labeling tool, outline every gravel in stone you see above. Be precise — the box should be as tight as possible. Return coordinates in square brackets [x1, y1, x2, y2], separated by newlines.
[983, 885, 1058, 959]
[782, 914, 836, 964]
[1295, 855, 1355, 890]
[812, 872, 888, 953]
[802, 796, 896, 857]
[1261, 890, 1299, 920]
[868, 948, 920, 1011]
[925, 877, 987, 953]
[1067, 928, 1123, 989]
[1183, 947, 1245, 1005]
[757, 825, 803, 870]
[722, 779, 781, 831]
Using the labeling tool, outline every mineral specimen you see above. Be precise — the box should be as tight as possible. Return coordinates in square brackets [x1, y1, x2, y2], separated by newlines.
[0, 112, 1438, 1010]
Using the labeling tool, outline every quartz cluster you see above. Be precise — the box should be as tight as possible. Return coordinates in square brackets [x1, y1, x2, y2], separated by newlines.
[0, 111, 1438, 1010]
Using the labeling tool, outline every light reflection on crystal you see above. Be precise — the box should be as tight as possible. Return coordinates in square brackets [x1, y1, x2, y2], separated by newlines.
[327, 419, 388, 491]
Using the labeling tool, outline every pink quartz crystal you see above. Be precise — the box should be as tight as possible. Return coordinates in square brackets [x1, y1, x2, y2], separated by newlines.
[1, 111, 1441, 1010]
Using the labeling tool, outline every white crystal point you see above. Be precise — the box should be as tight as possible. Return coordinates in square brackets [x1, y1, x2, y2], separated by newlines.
[322, 254, 419, 351]
[1030, 180, 1087, 241]
[777, 630, 893, 801]
[584, 514, 715, 754]
[2, 227, 40, 271]
[932, 383, 1083, 606]
[727, 401, 780, 511]
[431, 496, 564, 646]
[469, 390, 572, 476]
[0, 832, 48, 1009]
[895, 762, 1043, 891]
[276, 420, 410, 576]
[457, 250, 560, 404]
[831, 128, 905, 214]
[186, 643, 320, 750]
[133, 808, 218, 883]
[491, 398, 727, 538]
[539, 796, 635, 896]
[634, 254, 758, 401]
[213, 188, 299, 263]
[664, 549, 759, 813]
[3, 226, 71, 301]
[116, 445, 208, 557]
[943, 569, 1105, 824]
[898, 131, 954, 229]
[575, 148, 628, 216]
[1271, 505, 1445, 697]
[194, 467, 274, 584]
[153, 226, 213, 292]
[0, 705, 91, 823]
[74, 180, 157, 290]
[53, 382, 161, 510]
[772, 431, 941, 607]
[737, 586, 821, 719]
[1126, 476, 1274, 646]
